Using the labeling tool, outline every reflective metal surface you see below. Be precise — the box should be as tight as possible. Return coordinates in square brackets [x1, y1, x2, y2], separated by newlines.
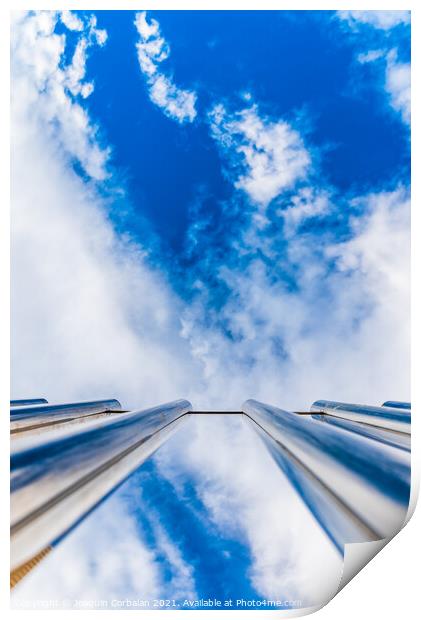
[11, 399, 192, 570]
[242, 399, 410, 553]
[382, 400, 411, 410]
[247, 420, 377, 554]
[311, 414, 411, 452]
[10, 399, 123, 434]
[11, 411, 126, 438]
[10, 398, 48, 407]
[310, 400, 410, 433]
[11, 412, 346, 608]
[10, 395, 412, 584]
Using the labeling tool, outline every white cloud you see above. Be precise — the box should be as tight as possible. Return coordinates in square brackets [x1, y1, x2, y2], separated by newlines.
[11, 11, 109, 180]
[135, 9, 161, 44]
[180, 187, 410, 412]
[337, 10, 410, 31]
[327, 189, 410, 310]
[134, 11, 197, 123]
[279, 186, 331, 237]
[134, 11, 169, 76]
[149, 73, 197, 124]
[355, 47, 410, 126]
[60, 10, 83, 32]
[385, 50, 410, 125]
[63, 15, 107, 99]
[357, 49, 385, 64]
[209, 104, 310, 207]
[11, 128, 200, 406]
[338, 11, 410, 127]
[11, 10, 201, 409]
[64, 38, 93, 98]
[88, 14, 108, 47]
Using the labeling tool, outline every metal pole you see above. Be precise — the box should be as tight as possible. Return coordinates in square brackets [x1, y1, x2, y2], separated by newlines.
[11, 399, 192, 570]
[10, 399, 123, 434]
[11, 411, 126, 439]
[310, 400, 410, 434]
[10, 398, 48, 407]
[311, 414, 410, 452]
[382, 401, 411, 410]
[242, 399, 410, 554]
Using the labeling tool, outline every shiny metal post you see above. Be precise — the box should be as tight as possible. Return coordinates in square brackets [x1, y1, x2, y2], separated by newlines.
[11, 399, 192, 570]
[242, 399, 410, 554]
[382, 401, 411, 410]
[310, 400, 410, 434]
[10, 398, 48, 407]
[10, 399, 123, 434]
[311, 414, 410, 452]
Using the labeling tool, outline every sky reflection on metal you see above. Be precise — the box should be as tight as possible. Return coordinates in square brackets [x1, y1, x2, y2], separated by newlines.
[12, 412, 346, 609]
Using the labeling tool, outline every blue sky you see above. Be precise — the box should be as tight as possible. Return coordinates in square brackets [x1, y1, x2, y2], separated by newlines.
[11, 9, 410, 610]
[55, 8, 411, 317]
[76, 10, 409, 255]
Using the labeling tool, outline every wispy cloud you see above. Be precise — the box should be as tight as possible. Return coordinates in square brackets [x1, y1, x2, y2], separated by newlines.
[11, 11, 109, 180]
[59, 10, 84, 32]
[337, 10, 410, 31]
[385, 49, 411, 125]
[337, 10, 410, 126]
[209, 103, 310, 208]
[134, 11, 197, 123]
[63, 15, 107, 99]
[356, 46, 411, 126]
[357, 49, 385, 64]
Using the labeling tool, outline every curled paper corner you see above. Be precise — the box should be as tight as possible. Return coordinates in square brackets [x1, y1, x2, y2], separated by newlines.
[338, 537, 390, 593]
[296, 537, 396, 618]
[335, 484, 419, 597]
[306, 491, 419, 616]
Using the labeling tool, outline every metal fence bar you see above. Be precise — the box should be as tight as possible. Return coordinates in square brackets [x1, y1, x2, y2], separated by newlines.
[11, 399, 192, 570]
[310, 400, 410, 434]
[242, 399, 410, 553]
